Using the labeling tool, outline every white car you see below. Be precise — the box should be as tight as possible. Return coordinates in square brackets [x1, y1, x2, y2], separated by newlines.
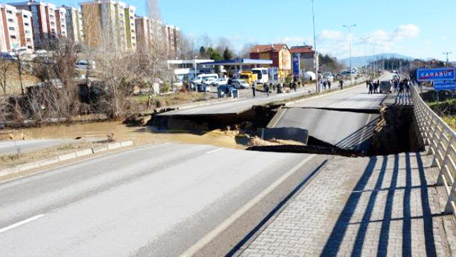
[230, 79, 250, 89]
[323, 72, 334, 82]
[202, 77, 217, 86]
[76, 59, 96, 70]
[211, 78, 228, 87]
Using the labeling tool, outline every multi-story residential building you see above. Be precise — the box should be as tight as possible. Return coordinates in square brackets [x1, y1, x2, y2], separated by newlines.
[250, 44, 292, 79]
[44, 3, 57, 39]
[290, 45, 316, 72]
[10, 1, 51, 48]
[135, 16, 150, 52]
[165, 25, 180, 59]
[0, 4, 20, 51]
[81, 0, 136, 51]
[16, 9, 34, 51]
[63, 5, 83, 43]
[55, 6, 67, 38]
[124, 5, 136, 51]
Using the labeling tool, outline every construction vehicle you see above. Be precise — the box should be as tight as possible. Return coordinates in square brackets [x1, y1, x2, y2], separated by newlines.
[239, 71, 258, 85]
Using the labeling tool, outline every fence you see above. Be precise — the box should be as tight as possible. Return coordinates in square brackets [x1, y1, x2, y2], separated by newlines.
[411, 85, 456, 215]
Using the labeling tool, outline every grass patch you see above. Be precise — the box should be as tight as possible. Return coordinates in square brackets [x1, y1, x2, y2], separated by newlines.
[133, 92, 209, 108]
[442, 116, 456, 131]
[0, 141, 106, 169]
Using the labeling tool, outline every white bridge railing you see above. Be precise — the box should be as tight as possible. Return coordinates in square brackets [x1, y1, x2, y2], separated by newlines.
[411, 86, 456, 215]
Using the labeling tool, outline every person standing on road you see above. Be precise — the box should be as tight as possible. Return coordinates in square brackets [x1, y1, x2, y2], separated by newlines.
[252, 82, 256, 98]
[328, 80, 331, 90]
[368, 81, 373, 94]
[264, 83, 270, 97]
[339, 79, 344, 90]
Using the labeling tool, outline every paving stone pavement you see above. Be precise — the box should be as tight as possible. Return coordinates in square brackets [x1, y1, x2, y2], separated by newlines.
[237, 153, 456, 257]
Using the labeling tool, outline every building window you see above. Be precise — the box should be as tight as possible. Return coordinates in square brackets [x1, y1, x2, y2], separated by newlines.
[51, 22, 55, 25]
[10, 35, 16, 39]
[23, 15, 28, 18]
[6, 10, 12, 14]
[8, 27, 15, 31]
[25, 23, 30, 26]
[7, 18, 14, 23]
[25, 30, 30, 34]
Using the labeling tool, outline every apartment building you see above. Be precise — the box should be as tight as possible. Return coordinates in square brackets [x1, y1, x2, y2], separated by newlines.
[135, 16, 150, 52]
[0, 4, 20, 52]
[55, 6, 67, 38]
[63, 6, 83, 43]
[16, 9, 34, 50]
[165, 25, 180, 59]
[10, 1, 51, 48]
[81, 0, 136, 51]
[124, 4, 136, 51]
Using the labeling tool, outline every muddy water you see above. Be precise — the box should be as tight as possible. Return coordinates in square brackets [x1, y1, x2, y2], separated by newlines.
[0, 122, 245, 149]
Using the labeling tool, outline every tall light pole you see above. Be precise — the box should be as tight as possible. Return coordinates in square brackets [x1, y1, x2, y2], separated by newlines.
[360, 37, 370, 75]
[343, 24, 356, 84]
[443, 52, 452, 67]
[311, 0, 319, 93]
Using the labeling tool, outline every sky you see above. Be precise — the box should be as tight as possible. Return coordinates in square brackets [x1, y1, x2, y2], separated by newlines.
[8, 0, 456, 61]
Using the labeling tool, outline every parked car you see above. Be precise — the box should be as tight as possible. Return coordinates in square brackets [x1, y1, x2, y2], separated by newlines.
[196, 84, 211, 92]
[323, 72, 334, 82]
[76, 59, 96, 70]
[379, 81, 392, 93]
[211, 78, 228, 87]
[0, 52, 16, 60]
[202, 77, 217, 86]
[192, 73, 219, 85]
[230, 79, 250, 89]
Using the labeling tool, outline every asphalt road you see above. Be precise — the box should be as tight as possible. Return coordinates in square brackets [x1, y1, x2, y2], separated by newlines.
[0, 139, 73, 156]
[160, 88, 311, 116]
[0, 143, 316, 257]
[270, 73, 394, 150]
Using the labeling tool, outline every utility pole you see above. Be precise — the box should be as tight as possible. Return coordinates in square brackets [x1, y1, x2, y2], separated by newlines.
[443, 52, 452, 67]
[343, 24, 356, 84]
[360, 37, 370, 75]
[311, 0, 319, 93]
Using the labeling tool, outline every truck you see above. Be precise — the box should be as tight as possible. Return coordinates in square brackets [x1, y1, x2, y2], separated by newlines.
[239, 71, 258, 85]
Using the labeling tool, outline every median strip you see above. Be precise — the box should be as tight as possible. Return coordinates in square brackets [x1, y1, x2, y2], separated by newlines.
[0, 141, 134, 179]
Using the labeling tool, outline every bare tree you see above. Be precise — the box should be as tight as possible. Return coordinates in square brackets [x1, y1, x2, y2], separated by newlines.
[144, 0, 168, 108]
[0, 60, 13, 96]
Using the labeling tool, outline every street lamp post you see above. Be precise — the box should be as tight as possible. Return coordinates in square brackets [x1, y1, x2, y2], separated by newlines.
[311, 0, 319, 93]
[360, 37, 370, 76]
[443, 52, 452, 67]
[343, 24, 356, 85]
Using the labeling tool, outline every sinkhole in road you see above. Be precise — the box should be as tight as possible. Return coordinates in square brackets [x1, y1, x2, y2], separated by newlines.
[147, 103, 424, 157]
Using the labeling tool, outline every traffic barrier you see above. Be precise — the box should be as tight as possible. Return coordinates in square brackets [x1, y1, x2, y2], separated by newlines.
[0, 141, 135, 179]
[411, 86, 456, 215]
[17, 161, 41, 172]
[58, 152, 77, 162]
[75, 149, 94, 157]
[39, 157, 59, 167]
[107, 142, 122, 150]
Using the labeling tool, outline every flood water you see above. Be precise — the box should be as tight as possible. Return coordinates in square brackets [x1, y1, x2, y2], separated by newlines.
[0, 122, 245, 149]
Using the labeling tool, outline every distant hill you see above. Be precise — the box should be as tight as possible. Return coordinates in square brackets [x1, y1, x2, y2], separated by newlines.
[341, 53, 414, 67]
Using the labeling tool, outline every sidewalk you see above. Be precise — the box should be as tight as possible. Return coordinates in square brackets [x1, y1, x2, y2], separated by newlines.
[236, 153, 456, 257]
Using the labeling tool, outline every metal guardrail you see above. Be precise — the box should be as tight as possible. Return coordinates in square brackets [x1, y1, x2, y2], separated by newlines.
[411, 85, 456, 215]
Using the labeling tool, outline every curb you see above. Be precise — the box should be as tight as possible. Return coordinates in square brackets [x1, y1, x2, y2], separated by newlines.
[0, 141, 134, 178]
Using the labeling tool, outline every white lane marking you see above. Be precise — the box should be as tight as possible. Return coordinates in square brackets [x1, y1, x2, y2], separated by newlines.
[206, 148, 224, 154]
[0, 214, 45, 234]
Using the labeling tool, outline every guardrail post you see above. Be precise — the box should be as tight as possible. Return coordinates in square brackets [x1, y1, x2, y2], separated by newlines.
[437, 137, 454, 186]
[445, 181, 456, 214]
[427, 116, 440, 158]
[431, 128, 445, 167]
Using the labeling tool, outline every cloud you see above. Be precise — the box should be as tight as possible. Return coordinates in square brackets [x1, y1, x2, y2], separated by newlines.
[423, 40, 432, 46]
[318, 30, 344, 41]
[394, 24, 420, 40]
